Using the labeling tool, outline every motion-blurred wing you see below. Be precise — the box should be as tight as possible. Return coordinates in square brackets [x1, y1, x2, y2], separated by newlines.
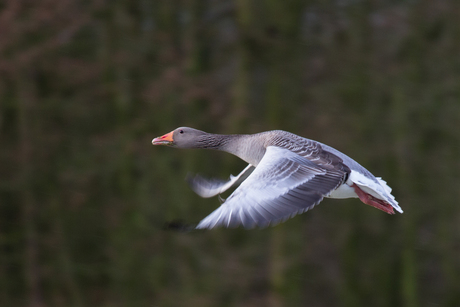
[187, 164, 254, 198]
[196, 146, 346, 229]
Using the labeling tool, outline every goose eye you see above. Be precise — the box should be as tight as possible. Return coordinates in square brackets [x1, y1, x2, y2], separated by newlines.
[179, 130, 184, 134]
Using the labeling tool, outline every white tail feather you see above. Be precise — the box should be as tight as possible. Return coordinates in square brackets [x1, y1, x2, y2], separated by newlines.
[349, 171, 402, 213]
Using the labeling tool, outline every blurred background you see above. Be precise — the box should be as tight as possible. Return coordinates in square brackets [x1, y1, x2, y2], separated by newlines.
[1, 0, 459, 306]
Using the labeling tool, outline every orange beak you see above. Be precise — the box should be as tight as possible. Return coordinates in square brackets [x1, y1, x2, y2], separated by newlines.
[152, 131, 174, 145]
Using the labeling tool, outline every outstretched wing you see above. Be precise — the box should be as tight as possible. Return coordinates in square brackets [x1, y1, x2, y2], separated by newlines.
[196, 146, 347, 229]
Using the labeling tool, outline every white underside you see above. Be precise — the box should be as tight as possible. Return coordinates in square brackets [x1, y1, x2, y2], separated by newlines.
[327, 170, 403, 213]
[327, 181, 358, 199]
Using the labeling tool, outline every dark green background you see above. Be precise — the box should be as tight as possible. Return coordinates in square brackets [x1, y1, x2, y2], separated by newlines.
[1, 1, 459, 306]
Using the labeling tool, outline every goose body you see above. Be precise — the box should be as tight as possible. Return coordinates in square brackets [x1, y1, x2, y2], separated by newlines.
[152, 127, 402, 229]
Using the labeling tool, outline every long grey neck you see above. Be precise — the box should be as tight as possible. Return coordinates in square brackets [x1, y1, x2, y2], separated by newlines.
[196, 133, 266, 166]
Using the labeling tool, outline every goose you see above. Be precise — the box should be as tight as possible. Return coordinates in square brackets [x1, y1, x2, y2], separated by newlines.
[152, 127, 402, 229]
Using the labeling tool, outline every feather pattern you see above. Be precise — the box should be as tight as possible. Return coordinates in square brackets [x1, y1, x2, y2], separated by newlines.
[196, 146, 346, 229]
[152, 127, 402, 229]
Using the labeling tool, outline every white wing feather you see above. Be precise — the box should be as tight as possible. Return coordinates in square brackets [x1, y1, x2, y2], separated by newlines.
[196, 146, 345, 229]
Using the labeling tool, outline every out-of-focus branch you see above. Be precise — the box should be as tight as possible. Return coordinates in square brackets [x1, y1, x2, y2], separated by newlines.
[0, 0, 104, 74]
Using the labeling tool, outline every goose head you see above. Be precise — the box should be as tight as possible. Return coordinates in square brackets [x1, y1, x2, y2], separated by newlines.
[152, 127, 208, 148]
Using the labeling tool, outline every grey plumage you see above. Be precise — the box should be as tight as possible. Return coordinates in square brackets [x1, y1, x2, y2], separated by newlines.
[152, 127, 402, 229]
[195, 146, 346, 229]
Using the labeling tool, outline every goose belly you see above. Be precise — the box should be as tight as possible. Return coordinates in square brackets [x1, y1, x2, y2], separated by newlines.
[327, 182, 358, 199]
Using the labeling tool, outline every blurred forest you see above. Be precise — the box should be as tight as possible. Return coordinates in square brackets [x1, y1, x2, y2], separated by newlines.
[1, 0, 460, 306]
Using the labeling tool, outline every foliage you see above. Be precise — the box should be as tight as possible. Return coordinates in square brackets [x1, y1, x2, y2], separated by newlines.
[1, 0, 460, 306]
